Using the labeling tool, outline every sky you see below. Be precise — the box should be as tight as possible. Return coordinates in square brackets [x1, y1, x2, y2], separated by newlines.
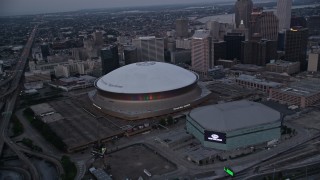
[0, 0, 276, 16]
[0, 0, 238, 16]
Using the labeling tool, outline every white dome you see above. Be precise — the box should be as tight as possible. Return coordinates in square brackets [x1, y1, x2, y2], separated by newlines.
[96, 61, 198, 94]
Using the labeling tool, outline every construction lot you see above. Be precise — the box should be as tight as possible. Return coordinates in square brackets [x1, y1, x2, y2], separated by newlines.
[106, 144, 177, 179]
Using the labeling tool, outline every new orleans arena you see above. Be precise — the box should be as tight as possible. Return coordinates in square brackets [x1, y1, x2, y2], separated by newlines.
[88, 61, 211, 120]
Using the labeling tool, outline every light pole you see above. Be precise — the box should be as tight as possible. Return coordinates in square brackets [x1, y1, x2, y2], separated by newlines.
[272, 166, 275, 180]
[306, 166, 308, 178]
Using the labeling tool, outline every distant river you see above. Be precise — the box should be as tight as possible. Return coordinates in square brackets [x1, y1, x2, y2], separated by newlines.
[197, 4, 320, 24]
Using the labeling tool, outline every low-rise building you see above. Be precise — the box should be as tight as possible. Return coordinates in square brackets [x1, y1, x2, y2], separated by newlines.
[236, 74, 282, 93]
[24, 70, 51, 83]
[48, 75, 96, 91]
[269, 79, 320, 108]
[208, 66, 225, 79]
[216, 59, 237, 69]
[30, 103, 64, 123]
[308, 53, 320, 72]
[230, 64, 265, 75]
[266, 60, 300, 75]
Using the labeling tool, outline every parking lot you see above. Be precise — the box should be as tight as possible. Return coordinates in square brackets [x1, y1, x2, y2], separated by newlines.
[106, 144, 177, 179]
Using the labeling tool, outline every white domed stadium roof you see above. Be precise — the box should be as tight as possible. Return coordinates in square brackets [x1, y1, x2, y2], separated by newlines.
[96, 61, 198, 94]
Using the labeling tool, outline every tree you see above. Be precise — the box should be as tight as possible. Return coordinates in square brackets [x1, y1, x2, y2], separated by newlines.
[61, 155, 77, 180]
[167, 116, 174, 125]
[159, 118, 166, 126]
[23, 107, 34, 117]
[12, 115, 24, 137]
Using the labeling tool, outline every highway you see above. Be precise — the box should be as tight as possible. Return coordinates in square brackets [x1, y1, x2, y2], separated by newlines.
[1, 91, 40, 180]
[0, 27, 37, 101]
[0, 24, 37, 158]
[0, 26, 46, 180]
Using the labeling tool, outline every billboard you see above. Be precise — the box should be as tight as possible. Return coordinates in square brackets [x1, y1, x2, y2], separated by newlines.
[204, 130, 226, 144]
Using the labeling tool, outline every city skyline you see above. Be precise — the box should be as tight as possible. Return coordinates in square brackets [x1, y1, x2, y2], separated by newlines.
[0, 0, 276, 16]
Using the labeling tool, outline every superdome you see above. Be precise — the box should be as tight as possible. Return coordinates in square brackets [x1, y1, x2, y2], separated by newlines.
[96, 61, 198, 94]
[89, 61, 211, 120]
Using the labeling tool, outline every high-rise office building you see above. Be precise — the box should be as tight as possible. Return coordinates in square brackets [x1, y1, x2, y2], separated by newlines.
[132, 36, 164, 62]
[191, 30, 213, 75]
[176, 39, 192, 49]
[277, 32, 286, 51]
[308, 16, 320, 36]
[170, 49, 191, 65]
[250, 9, 279, 41]
[32, 47, 43, 61]
[40, 43, 50, 59]
[93, 31, 103, 46]
[224, 33, 245, 62]
[276, 0, 292, 31]
[233, 20, 249, 40]
[176, 19, 189, 38]
[308, 53, 320, 72]
[242, 40, 277, 66]
[213, 41, 226, 61]
[100, 45, 119, 75]
[123, 45, 138, 65]
[206, 21, 220, 40]
[285, 27, 308, 70]
[291, 16, 307, 28]
[235, 0, 253, 28]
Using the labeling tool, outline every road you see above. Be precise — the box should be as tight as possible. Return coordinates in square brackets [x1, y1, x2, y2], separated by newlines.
[1, 91, 40, 180]
[0, 24, 37, 157]
[0, 166, 32, 180]
[0, 26, 53, 180]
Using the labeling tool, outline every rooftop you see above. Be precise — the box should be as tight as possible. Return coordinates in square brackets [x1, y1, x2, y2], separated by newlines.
[138, 36, 156, 40]
[30, 103, 55, 116]
[267, 60, 300, 67]
[278, 79, 320, 97]
[42, 113, 64, 123]
[189, 100, 280, 132]
[96, 61, 198, 94]
[236, 74, 282, 87]
[192, 30, 210, 39]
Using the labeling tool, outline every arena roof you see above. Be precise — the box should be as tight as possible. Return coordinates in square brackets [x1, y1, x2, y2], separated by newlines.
[189, 100, 280, 132]
[96, 61, 198, 94]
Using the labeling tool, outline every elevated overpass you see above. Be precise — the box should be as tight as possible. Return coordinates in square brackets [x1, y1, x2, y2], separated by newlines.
[0, 26, 41, 180]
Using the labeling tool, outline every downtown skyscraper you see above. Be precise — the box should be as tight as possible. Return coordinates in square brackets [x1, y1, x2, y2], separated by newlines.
[175, 19, 189, 38]
[235, 0, 253, 28]
[132, 36, 165, 62]
[191, 30, 213, 75]
[276, 0, 292, 31]
[101, 45, 119, 75]
[249, 8, 279, 41]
